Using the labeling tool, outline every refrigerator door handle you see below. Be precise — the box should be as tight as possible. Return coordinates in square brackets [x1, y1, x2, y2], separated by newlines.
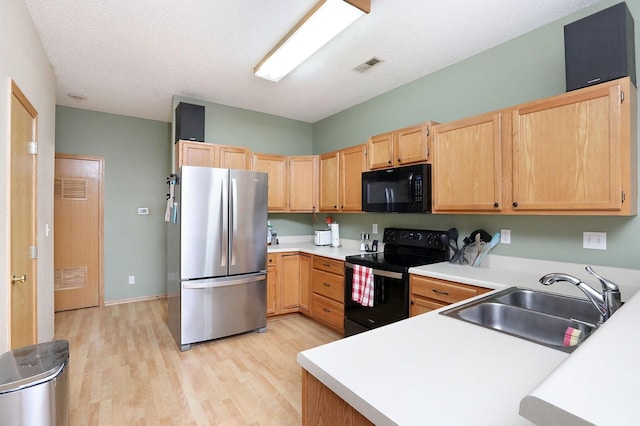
[221, 177, 228, 267]
[230, 177, 238, 266]
[182, 272, 267, 289]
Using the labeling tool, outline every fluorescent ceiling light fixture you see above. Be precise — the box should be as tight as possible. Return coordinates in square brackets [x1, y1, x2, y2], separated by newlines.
[254, 0, 370, 82]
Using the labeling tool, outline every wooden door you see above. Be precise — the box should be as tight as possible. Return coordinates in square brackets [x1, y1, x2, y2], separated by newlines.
[252, 153, 287, 211]
[10, 81, 38, 349]
[512, 81, 625, 212]
[54, 154, 104, 311]
[396, 123, 428, 165]
[367, 132, 394, 169]
[319, 152, 339, 211]
[432, 112, 503, 212]
[340, 144, 366, 211]
[288, 156, 318, 212]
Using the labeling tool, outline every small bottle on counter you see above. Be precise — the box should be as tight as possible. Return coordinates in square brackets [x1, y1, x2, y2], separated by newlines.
[267, 220, 273, 245]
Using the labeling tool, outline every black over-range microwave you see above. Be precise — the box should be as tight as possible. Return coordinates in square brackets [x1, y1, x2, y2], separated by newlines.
[361, 164, 432, 213]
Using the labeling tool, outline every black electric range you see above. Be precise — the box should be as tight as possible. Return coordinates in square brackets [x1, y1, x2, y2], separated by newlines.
[343, 228, 449, 336]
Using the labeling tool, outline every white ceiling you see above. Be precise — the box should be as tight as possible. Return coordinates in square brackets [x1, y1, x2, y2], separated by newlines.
[24, 0, 602, 124]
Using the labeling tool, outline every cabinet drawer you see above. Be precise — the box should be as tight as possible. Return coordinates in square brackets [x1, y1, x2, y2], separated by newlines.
[312, 294, 344, 331]
[312, 270, 344, 303]
[313, 256, 344, 276]
[267, 253, 277, 265]
[410, 276, 480, 304]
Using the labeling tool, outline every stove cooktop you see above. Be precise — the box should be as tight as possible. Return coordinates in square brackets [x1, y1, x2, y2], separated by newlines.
[346, 228, 449, 272]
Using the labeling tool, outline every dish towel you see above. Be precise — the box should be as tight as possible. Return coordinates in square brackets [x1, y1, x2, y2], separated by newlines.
[352, 265, 374, 307]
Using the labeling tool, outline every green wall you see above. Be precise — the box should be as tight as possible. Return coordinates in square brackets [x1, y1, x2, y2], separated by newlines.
[312, 0, 640, 269]
[55, 106, 171, 302]
[55, 0, 640, 302]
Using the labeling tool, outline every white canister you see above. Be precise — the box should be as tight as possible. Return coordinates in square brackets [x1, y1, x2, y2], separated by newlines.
[330, 223, 340, 247]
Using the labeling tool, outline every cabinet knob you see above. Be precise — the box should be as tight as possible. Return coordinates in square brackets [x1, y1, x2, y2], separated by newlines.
[512, 202, 519, 208]
[493, 202, 499, 208]
[387, 160, 392, 164]
[410, 300, 414, 305]
[334, 205, 337, 209]
[397, 158, 401, 163]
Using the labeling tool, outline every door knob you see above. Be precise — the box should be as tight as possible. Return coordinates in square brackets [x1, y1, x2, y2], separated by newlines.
[11, 274, 26, 284]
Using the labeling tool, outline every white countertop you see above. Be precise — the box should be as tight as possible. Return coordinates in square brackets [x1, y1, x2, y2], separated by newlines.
[296, 253, 640, 425]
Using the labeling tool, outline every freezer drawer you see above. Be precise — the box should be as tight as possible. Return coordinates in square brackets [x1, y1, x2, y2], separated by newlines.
[179, 273, 267, 350]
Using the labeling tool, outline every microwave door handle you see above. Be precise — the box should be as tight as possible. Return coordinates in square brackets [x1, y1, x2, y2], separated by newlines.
[408, 173, 414, 200]
[384, 188, 395, 212]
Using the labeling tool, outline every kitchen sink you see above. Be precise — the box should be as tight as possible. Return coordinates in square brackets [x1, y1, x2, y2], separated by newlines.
[440, 287, 599, 353]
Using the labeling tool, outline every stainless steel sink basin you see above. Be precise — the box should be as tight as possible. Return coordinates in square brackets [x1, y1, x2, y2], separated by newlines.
[440, 287, 599, 353]
[494, 288, 601, 325]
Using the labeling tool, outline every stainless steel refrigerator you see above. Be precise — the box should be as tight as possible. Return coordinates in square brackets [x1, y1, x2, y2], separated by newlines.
[167, 166, 268, 351]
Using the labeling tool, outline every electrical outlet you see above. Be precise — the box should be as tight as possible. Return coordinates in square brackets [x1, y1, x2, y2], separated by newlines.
[583, 232, 607, 250]
[128, 275, 135, 285]
[500, 229, 511, 244]
[372, 224, 378, 234]
[138, 207, 149, 215]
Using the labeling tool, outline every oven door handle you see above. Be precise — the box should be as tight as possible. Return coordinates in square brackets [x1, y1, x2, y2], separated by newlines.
[345, 263, 403, 280]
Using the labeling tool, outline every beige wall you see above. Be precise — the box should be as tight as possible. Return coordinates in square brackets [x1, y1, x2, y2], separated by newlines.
[0, 0, 56, 352]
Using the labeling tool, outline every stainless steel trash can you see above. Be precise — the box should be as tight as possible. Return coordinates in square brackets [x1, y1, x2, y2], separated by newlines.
[0, 340, 70, 426]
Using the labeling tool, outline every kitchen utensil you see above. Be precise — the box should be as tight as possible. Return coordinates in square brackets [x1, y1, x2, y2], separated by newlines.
[447, 228, 459, 251]
[463, 229, 493, 246]
[472, 232, 501, 267]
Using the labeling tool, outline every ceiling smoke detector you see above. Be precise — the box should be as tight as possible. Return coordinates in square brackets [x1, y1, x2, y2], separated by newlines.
[353, 57, 382, 73]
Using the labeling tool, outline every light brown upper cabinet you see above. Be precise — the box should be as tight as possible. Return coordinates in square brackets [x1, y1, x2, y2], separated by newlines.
[511, 77, 636, 215]
[252, 153, 287, 212]
[218, 145, 251, 170]
[432, 112, 503, 212]
[319, 144, 367, 212]
[368, 122, 432, 170]
[288, 155, 318, 212]
[432, 77, 637, 216]
[176, 140, 251, 171]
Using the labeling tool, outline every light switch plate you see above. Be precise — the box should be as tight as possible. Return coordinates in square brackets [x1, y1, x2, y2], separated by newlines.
[500, 229, 511, 244]
[583, 232, 606, 250]
[372, 224, 378, 234]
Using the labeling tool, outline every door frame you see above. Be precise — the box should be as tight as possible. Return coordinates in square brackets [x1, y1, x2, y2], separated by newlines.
[54, 153, 105, 308]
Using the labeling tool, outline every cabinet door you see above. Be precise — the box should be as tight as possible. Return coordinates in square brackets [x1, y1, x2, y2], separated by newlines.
[512, 81, 628, 213]
[396, 123, 428, 165]
[252, 153, 287, 212]
[319, 152, 340, 211]
[266, 255, 277, 316]
[367, 132, 394, 169]
[299, 254, 312, 315]
[280, 254, 300, 313]
[176, 141, 216, 169]
[218, 145, 251, 170]
[409, 296, 446, 317]
[432, 112, 503, 212]
[288, 156, 318, 212]
[340, 144, 366, 211]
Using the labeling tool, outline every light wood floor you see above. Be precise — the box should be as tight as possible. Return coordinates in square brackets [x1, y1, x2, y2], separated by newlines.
[54, 299, 340, 425]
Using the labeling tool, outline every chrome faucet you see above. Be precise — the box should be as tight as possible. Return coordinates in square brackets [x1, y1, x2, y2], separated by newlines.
[539, 266, 622, 323]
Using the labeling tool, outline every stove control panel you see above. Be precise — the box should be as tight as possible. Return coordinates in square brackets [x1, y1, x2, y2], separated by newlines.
[383, 228, 446, 249]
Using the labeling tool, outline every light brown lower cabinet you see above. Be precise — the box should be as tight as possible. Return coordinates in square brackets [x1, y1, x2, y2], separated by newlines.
[409, 274, 490, 316]
[311, 256, 345, 334]
[299, 254, 312, 316]
[267, 252, 301, 316]
[302, 369, 374, 426]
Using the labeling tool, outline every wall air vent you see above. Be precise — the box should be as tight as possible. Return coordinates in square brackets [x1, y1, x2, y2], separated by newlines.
[353, 57, 382, 73]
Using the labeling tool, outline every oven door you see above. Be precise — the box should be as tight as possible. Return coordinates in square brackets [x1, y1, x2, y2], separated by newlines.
[344, 263, 409, 337]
